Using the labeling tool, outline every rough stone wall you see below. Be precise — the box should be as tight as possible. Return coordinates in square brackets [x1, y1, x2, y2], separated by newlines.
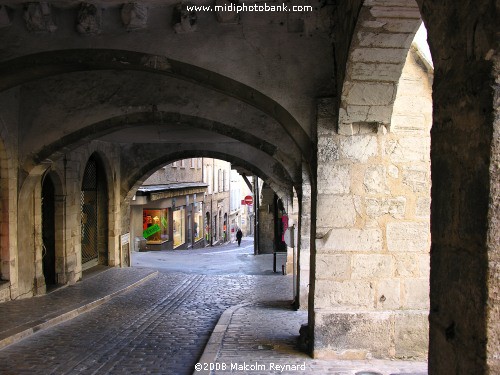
[0, 88, 19, 301]
[488, 53, 500, 375]
[312, 44, 432, 359]
[417, 0, 498, 373]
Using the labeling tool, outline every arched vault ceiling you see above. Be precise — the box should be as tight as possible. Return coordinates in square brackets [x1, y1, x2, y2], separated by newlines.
[2, 50, 316, 162]
[18, 70, 302, 180]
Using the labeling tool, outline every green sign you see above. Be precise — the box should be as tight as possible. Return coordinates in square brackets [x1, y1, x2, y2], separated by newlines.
[161, 216, 168, 228]
[143, 224, 161, 239]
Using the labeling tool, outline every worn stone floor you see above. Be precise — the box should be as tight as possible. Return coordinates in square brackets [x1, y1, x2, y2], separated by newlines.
[0, 239, 427, 375]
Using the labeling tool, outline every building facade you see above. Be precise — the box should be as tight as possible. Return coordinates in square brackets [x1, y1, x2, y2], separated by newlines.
[130, 158, 233, 250]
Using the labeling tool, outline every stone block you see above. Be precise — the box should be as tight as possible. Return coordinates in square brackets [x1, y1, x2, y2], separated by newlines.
[366, 196, 406, 218]
[402, 165, 430, 192]
[378, 18, 422, 33]
[319, 228, 383, 252]
[387, 222, 429, 252]
[339, 134, 378, 163]
[343, 82, 396, 106]
[339, 105, 393, 128]
[23, 2, 57, 33]
[369, 6, 421, 19]
[394, 312, 429, 359]
[363, 165, 389, 193]
[317, 137, 339, 162]
[392, 253, 420, 277]
[350, 62, 404, 81]
[76, 3, 102, 35]
[121, 3, 148, 30]
[316, 254, 351, 280]
[173, 3, 197, 33]
[351, 254, 392, 279]
[391, 114, 428, 134]
[357, 31, 414, 49]
[403, 278, 429, 309]
[415, 196, 431, 217]
[317, 195, 357, 228]
[387, 164, 399, 178]
[314, 311, 392, 359]
[351, 47, 408, 64]
[317, 165, 350, 194]
[385, 137, 430, 163]
[317, 98, 336, 120]
[419, 254, 430, 277]
[315, 280, 375, 309]
[376, 279, 401, 309]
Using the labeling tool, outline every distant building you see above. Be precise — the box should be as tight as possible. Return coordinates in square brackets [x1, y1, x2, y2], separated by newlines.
[202, 158, 231, 246]
[130, 158, 207, 251]
[130, 158, 233, 251]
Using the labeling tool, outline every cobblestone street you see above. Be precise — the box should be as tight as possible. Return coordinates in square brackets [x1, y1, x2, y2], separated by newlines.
[0, 240, 427, 374]
[0, 241, 291, 375]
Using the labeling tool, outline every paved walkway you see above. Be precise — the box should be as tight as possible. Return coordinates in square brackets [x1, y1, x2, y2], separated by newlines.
[197, 302, 428, 375]
[0, 252, 428, 374]
[0, 267, 157, 350]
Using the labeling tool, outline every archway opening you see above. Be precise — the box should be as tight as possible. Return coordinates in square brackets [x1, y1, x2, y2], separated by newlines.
[81, 154, 109, 270]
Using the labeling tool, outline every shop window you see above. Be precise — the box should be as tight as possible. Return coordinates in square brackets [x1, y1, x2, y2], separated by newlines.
[194, 203, 203, 242]
[143, 208, 169, 244]
[173, 207, 185, 248]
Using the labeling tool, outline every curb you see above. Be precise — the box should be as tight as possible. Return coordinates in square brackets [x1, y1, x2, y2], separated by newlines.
[193, 302, 249, 375]
[0, 270, 158, 350]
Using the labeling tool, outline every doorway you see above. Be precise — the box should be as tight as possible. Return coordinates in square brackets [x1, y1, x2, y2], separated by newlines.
[42, 175, 56, 287]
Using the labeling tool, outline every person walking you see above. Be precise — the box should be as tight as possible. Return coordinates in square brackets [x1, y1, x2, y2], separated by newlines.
[236, 228, 243, 246]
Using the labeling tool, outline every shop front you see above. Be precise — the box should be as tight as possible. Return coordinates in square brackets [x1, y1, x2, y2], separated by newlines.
[130, 183, 207, 251]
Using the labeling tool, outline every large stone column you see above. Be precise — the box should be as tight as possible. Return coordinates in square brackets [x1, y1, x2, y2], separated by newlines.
[297, 164, 312, 309]
[419, 1, 499, 372]
[311, 93, 430, 359]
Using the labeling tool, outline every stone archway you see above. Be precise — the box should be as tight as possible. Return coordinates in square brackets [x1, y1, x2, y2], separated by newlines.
[310, 0, 432, 361]
[337, 0, 422, 134]
[80, 153, 109, 270]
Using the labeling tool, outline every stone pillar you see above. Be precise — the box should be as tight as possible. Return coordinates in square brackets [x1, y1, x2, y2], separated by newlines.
[418, 1, 499, 372]
[286, 190, 298, 276]
[258, 183, 275, 254]
[297, 163, 312, 309]
[312, 93, 430, 359]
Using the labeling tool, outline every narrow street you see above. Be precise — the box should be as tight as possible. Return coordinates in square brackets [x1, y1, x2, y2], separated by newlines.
[132, 237, 287, 276]
[0, 239, 292, 375]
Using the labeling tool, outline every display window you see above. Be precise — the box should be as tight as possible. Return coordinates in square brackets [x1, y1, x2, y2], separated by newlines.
[173, 207, 185, 248]
[143, 209, 169, 244]
[193, 203, 203, 242]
